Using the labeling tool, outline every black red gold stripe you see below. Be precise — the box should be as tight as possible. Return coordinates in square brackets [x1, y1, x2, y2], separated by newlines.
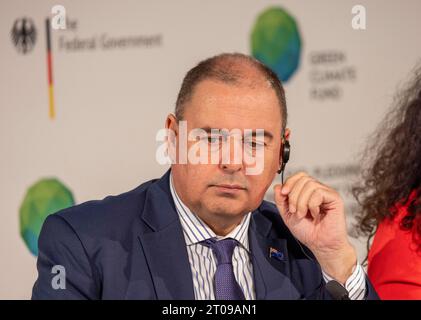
[45, 18, 55, 119]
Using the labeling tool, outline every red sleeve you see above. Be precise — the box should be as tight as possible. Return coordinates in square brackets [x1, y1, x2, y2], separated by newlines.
[368, 218, 421, 300]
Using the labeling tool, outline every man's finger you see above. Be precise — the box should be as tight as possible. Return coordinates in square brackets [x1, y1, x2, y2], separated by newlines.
[274, 184, 290, 222]
[294, 180, 317, 219]
[288, 176, 314, 215]
[280, 171, 308, 195]
[307, 189, 323, 221]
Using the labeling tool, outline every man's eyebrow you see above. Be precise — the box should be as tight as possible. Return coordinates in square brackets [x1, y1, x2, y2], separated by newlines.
[197, 126, 274, 140]
[197, 127, 214, 134]
[244, 130, 274, 140]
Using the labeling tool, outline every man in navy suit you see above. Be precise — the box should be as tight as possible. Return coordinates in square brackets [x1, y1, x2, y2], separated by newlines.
[32, 53, 378, 300]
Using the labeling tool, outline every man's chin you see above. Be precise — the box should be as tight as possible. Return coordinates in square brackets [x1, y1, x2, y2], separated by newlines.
[206, 202, 249, 218]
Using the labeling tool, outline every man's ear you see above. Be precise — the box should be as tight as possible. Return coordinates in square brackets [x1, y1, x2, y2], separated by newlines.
[283, 128, 291, 141]
[165, 113, 178, 135]
[165, 114, 179, 163]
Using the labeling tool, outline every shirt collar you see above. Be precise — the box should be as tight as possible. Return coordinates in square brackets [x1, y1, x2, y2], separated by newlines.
[169, 172, 251, 252]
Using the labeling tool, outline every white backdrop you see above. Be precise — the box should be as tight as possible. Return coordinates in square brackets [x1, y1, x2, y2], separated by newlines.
[1, 0, 421, 299]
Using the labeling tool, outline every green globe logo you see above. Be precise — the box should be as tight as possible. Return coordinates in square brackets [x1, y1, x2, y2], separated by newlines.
[251, 7, 302, 82]
[19, 178, 74, 256]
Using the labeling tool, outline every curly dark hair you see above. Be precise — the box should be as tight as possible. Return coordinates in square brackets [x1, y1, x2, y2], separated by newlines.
[352, 63, 421, 259]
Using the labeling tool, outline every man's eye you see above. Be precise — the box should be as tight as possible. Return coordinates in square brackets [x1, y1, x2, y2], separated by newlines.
[206, 136, 221, 144]
[245, 140, 265, 148]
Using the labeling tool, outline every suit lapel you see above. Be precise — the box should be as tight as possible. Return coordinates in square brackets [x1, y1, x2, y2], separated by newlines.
[249, 211, 302, 299]
[137, 170, 195, 299]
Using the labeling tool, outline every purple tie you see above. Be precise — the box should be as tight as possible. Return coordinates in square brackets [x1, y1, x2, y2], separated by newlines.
[203, 238, 245, 300]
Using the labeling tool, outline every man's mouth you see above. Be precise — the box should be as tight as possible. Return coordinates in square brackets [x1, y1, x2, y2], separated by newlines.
[211, 184, 247, 193]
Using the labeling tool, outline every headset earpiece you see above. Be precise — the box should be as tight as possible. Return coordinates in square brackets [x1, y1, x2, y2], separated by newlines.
[277, 137, 290, 174]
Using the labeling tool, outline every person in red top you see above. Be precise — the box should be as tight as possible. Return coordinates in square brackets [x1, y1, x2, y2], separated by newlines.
[353, 63, 421, 300]
[367, 191, 421, 299]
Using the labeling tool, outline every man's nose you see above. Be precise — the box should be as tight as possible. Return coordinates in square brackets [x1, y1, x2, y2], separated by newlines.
[219, 135, 243, 173]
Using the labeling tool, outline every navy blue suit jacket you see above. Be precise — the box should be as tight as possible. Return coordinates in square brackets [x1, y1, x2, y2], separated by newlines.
[32, 170, 378, 299]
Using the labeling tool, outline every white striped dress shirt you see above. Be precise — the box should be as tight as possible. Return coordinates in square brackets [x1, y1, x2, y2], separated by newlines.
[169, 174, 255, 300]
[323, 262, 367, 300]
[169, 173, 366, 300]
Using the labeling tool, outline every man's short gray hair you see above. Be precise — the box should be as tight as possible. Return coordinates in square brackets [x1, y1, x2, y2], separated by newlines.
[175, 52, 288, 132]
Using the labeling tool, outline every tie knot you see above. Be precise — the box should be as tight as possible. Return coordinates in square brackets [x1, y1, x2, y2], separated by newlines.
[204, 238, 239, 264]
